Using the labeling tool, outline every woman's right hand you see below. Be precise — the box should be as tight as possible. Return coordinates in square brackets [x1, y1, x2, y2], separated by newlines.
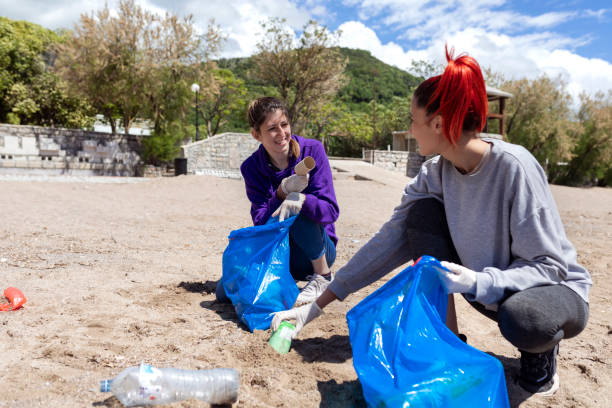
[272, 192, 305, 221]
[271, 302, 322, 338]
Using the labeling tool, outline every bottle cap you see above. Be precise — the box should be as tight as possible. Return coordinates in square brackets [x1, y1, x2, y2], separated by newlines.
[100, 380, 111, 392]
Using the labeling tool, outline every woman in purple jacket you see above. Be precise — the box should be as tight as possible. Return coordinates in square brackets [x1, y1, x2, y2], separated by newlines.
[216, 97, 340, 306]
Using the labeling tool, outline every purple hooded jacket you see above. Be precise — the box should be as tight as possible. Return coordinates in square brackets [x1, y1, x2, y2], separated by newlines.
[240, 134, 339, 245]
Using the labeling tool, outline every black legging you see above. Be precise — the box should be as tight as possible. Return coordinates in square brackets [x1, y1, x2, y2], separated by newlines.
[405, 198, 589, 353]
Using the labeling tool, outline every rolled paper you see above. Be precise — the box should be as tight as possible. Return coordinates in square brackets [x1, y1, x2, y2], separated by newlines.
[294, 156, 316, 176]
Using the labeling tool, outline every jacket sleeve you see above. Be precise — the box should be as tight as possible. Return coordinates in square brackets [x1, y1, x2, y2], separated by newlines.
[241, 161, 281, 226]
[299, 144, 339, 225]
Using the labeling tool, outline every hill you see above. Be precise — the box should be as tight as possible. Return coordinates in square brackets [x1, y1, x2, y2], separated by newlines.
[216, 47, 421, 109]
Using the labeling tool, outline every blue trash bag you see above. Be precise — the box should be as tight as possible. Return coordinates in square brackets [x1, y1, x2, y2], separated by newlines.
[221, 216, 299, 332]
[347, 255, 510, 407]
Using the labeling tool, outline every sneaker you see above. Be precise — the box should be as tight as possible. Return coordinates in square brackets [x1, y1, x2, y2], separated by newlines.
[295, 274, 331, 305]
[518, 344, 560, 396]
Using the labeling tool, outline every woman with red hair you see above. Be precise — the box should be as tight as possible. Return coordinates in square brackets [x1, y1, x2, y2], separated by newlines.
[273, 47, 591, 397]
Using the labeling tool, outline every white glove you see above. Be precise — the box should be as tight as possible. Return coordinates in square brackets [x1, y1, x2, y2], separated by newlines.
[271, 302, 323, 339]
[272, 192, 306, 222]
[281, 174, 309, 194]
[437, 261, 478, 294]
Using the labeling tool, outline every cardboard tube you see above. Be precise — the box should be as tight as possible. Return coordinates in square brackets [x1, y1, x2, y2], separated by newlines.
[294, 156, 316, 176]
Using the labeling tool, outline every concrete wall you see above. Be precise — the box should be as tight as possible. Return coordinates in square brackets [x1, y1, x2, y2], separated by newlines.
[0, 124, 143, 176]
[181, 132, 260, 179]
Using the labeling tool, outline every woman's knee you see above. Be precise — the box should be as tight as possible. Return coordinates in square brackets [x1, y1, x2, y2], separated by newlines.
[498, 285, 589, 351]
[405, 198, 459, 263]
[498, 292, 561, 351]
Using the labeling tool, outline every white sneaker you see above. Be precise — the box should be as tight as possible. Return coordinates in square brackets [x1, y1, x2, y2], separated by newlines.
[295, 274, 331, 306]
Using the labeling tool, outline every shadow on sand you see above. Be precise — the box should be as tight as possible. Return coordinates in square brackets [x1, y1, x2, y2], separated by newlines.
[487, 351, 534, 408]
[317, 379, 366, 408]
[291, 334, 354, 363]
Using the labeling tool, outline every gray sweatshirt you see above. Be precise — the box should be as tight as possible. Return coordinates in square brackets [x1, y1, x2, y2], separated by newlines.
[329, 138, 592, 307]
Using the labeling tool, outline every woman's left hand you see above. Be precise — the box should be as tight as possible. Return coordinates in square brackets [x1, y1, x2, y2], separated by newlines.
[273, 192, 306, 221]
[281, 173, 309, 194]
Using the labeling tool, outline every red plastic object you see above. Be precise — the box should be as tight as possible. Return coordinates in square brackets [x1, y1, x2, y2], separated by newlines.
[0, 287, 26, 311]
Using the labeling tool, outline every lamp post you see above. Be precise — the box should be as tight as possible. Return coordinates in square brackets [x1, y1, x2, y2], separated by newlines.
[191, 83, 200, 141]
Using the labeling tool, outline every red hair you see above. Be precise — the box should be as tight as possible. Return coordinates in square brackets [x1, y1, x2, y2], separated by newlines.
[413, 46, 488, 145]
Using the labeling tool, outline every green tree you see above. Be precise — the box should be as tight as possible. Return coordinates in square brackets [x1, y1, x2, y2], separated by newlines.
[487, 73, 575, 170]
[252, 18, 347, 134]
[0, 17, 93, 127]
[558, 91, 612, 186]
[408, 59, 443, 80]
[304, 102, 343, 152]
[376, 96, 412, 149]
[56, 0, 208, 136]
[142, 20, 224, 164]
[326, 107, 373, 157]
[55, 1, 150, 134]
[199, 68, 247, 137]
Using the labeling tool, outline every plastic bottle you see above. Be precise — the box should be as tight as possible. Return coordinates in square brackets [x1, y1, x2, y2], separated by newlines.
[100, 363, 239, 406]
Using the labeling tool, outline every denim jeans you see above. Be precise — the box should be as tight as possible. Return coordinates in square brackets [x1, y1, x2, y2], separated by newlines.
[215, 214, 336, 302]
[288, 213, 336, 281]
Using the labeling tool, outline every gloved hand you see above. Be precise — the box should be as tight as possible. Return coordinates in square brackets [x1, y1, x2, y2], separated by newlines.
[272, 192, 306, 222]
[437, 261, 478, 294]
[280, 173, 309, 195]
[271, 302, 323, 338]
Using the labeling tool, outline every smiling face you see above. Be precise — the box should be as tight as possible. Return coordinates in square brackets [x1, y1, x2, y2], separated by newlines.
[409, 97, 446, 156]
[252, 109, 292, 160]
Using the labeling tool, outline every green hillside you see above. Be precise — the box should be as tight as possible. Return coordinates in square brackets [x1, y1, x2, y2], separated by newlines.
[217, 47, 421, 109]
[335, 47, 421, 107]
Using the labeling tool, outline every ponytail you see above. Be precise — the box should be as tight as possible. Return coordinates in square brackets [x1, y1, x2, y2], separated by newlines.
[413, 45, 488, 145]
[290, 138, 300, 158]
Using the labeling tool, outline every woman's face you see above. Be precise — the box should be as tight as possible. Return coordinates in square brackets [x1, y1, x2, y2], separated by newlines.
[252, 109, 291, 158]
[409, 98, 445, 156]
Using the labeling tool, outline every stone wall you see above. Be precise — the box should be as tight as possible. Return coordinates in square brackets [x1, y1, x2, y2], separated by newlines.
[362, 149, 410, 173]
[362, 149, 435, 177]
[180, 132, 260, 179]
[0, 124, 143, 176]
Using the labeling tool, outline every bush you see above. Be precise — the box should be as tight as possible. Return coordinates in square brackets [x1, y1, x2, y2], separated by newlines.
[142, 122, 189, 166]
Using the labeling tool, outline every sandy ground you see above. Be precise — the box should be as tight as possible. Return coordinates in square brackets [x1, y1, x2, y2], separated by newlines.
[0, 169, 610, 408]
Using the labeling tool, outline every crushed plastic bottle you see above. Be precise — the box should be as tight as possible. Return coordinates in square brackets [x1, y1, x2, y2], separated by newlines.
[100, 363, 239, 406]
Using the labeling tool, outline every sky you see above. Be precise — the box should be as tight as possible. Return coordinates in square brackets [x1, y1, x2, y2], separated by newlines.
[2, 0, 612, 106]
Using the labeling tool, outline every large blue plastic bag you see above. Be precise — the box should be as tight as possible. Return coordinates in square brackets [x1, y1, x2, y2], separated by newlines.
[221, 216, 299, 332]
[347, 255, 510, 407]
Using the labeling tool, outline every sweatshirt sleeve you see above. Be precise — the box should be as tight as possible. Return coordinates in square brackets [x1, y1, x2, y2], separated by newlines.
[299, 144, 339, 225]
[328, 160, 444, 300]
[240, 160, 282, 226]
[468, 206, 572, 305]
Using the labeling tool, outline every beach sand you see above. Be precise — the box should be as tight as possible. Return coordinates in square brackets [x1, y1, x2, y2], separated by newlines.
[0, 172, 610, 407]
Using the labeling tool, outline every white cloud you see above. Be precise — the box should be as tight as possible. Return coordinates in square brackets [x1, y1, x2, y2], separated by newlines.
[336, 21, 612, 106]
[525, 11, 576, 28]
[2, 0, 611, 105]
[337, 21, 429, 69]
[0, 0, 313, 58]
[336, 0, 612, 106]
[583, 8, 609, 20]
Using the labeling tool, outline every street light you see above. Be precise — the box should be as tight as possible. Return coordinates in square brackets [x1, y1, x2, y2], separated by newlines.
[191, 83, 200, 141]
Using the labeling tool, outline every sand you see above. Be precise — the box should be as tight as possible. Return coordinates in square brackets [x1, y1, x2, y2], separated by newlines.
[0, 171, 610, 407]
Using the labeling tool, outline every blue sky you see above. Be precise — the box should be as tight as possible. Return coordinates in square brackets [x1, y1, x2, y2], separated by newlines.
[2, 0, 611, 105]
